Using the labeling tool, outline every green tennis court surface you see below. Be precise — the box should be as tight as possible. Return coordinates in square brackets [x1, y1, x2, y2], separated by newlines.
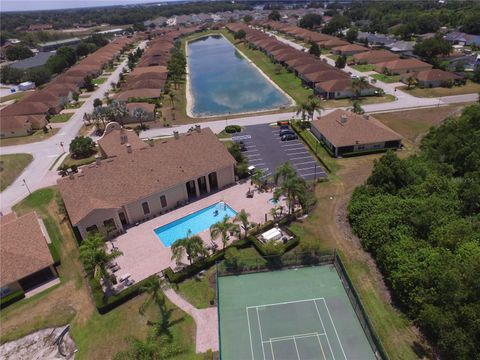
[218, 266, 377, 360]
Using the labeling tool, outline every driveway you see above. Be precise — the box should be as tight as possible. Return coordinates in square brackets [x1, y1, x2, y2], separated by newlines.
[234, 124, 326, 181]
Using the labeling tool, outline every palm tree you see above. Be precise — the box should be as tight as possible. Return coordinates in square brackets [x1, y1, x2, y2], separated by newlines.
[351, 77, 369, 99]
[169, 92, 176, 109]
[295, 101, 309, 122]
[274, 161, 296, 185]
[91, 106, 109, 130]
[351, 100, 365, 114]
[108, 100, 129, 122]
[251, 168, 267, 189]
[210, 215, 239, 248]
[171, 235, 207, 265]
[139, 276, 165, 315]
[79, 232, 123, 286]
[306, 96, 323, 121]
[234, 209, 250, 239]
[132, 107, 148, 127]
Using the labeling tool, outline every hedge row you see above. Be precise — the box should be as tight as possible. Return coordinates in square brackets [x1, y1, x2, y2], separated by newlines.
[89, 275, 157, 314]
[48, 243, 61, 266]
[341, 148, 389, 158]
[248, 235, 299, 257]
[163, 238, 250, 283]
[225, 125, 242, 133]
[0, 290, 25, 309]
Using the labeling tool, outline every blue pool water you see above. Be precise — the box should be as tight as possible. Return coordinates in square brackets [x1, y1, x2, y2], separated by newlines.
[187, 35, 291, 117]
[154, 202, 237, 247]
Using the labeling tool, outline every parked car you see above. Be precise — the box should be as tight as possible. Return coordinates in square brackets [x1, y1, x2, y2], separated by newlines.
[280, 124, 290, 131]
[279, 129, 295, 137]
[238, 141, 247, 151]
[281, 133, 298, 141]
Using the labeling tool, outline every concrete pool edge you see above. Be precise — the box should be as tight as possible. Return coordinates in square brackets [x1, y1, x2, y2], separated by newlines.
[185, 33, 296, 119]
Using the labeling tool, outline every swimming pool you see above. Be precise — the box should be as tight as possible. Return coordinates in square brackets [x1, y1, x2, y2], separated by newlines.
[154, 202, 237, 247]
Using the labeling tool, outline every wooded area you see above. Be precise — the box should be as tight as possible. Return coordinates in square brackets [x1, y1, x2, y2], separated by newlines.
[349, 104, 480, 359]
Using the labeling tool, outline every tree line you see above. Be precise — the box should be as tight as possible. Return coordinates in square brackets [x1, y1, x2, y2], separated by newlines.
[348, 104, 480, 359]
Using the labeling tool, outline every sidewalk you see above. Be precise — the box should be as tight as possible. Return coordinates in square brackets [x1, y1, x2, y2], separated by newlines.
[163, 288, 219, 353]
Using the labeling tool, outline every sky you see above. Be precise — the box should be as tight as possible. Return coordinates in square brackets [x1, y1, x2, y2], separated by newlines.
[0, 0, 176, 12]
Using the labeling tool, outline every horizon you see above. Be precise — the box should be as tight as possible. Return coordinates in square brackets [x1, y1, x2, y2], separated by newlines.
[0, 0, 180, 12]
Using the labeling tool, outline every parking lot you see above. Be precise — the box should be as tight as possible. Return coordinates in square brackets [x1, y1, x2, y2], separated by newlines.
[232, 124, 327, 181]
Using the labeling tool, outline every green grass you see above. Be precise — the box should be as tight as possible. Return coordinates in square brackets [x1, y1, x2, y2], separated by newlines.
[176, 267, 216, 309]
[0, 129, 59, 147]
[0, 154, 33, 192]
[13, 187, 55, 210]
[0, 91, 27, 103]
[399, 80, 480, 98]
[63, 101, 85, 109]
[351, 64, 375, 72]
[370, 73, 401, 83]
[49, 113, 73, 123]
[61, 151, 98, 168]
[92, 77, 108, 85]
[323, 94, 396, 109]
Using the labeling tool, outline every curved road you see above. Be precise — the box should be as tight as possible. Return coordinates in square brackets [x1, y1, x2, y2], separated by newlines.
[0, 36, 478, 212]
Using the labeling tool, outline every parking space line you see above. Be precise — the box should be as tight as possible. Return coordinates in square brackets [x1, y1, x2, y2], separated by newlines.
[249, 162, 265, 166]
[300, 172, 326, 177]
[287, 151, 310, 156]
[295, 166, 317, 171]
[244, 149, 259, 153]
[284, 146, 306, 151]
[290, 156, 313, 161]
[294, 161, 317, 166]
[280, 143, 303, 147]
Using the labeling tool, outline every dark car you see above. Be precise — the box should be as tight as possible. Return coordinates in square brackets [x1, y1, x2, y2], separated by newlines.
[279, 129, 295, 137]
[238, 141, 247, 151]
[281, 133, 298, 141]
[280, 124, 290, 131]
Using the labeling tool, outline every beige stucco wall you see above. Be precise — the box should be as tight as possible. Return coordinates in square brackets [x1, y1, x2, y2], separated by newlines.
[0, 126, 31, 138]
[124, 183, 189, 224]
[1, 281, 22, 297]
[77, 208, 122, 239]
[215, 165, 235, 188]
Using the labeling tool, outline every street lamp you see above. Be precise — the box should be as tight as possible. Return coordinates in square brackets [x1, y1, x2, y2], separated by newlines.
[22, 179, 31, 194]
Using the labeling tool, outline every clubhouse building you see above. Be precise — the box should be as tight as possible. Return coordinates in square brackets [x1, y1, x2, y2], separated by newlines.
[58, 125, 236, 239]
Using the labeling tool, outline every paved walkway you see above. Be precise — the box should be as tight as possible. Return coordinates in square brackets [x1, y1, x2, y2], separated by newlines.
[163, 288, 219, 353]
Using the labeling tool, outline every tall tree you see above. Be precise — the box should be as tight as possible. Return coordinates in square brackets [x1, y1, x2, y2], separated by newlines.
[210, 215, 239, 248]
[170, 235, 207, 265]
[234, 209, 251, 239]
[309, 42, 320, 57]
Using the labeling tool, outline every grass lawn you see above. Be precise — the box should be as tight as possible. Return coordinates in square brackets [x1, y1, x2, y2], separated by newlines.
[176, 247, 265, 309]
[323, 94, 395, 109]
[0, 154, 33, 192]
[63, 101, 85, 109]
[49, 113, 73, 123]
[351, 64, 375, 72]
[0, 91, 27, 103]
[399, 80, 480, 98]
[1, 187, 202, 360]
[92, 77, 108, 85]
[61, 151, 98, 168]
[0, 129, 59, 147]
[370, 73, 401, 83]
[373, 104, 466, 149]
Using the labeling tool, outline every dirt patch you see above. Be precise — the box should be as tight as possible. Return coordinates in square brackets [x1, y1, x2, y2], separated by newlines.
[0, 326, 76, 360]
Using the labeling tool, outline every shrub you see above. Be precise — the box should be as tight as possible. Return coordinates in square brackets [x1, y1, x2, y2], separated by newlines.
[0, 290, 25, 309]
[93, 98, 103, 107]
[69, 136, 95, 158]
[225, 125, 241, 133]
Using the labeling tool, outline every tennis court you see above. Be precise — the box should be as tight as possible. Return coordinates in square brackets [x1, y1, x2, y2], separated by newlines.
[218, 266, 377, 360]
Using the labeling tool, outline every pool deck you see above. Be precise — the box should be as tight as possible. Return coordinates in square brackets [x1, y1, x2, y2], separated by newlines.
[110, 181, 283, 284]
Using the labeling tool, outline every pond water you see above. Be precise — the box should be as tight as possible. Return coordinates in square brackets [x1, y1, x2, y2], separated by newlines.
[187, 35, 291, 117]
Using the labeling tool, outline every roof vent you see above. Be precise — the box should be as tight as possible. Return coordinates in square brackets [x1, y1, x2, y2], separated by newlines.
[120, 134, 128, 144]
[148, 138, 154, 147]
[363, 114, 370, 120]
[195, 124, 201, 133]
[173, 131, 179, 139]
[95, 155, 101, 165]
[126, 143, 132, 153]
[340, 115, 348, 124]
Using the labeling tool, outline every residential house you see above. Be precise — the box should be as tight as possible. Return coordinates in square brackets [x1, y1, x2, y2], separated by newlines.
[374, 58, 432, 75]
[386, 41, 414, 56]
[445, 31, 480, 47]
[315, 78, 377, 99]
[0, 116, 33, 138]
[331, 44, 369, 56]
[58, 127, 236, 239]
[353, 50, 400, 65]
[0, 212, 57, 298]
[98, 122, 147, 158]
[311, 109, 402, 157]
[402, 69, 462, 88]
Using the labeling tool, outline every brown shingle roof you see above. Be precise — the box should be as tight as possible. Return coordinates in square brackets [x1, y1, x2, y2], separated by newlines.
[114, 89, 160, 101]
[58, 128, 236, 225]
[332, 44, 369, 53]
[315, 78, 353, 92]
[0, 212, 54, 286]
[312, 109, 402, 147]
[375, 58, 432, 71]
[98, 127, 147, 157]
[414, 69, 460, 81]
[353, 50, 399, 64]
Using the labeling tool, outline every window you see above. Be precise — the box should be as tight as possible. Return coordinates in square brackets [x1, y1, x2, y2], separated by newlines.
[86, 225, 98, 233]
[103, 218, 116, 233]
[142, 201, 150, 215]
[160, 195, 167, 208]
[373, 144, 382, 149]
[358, 145, 365, 150]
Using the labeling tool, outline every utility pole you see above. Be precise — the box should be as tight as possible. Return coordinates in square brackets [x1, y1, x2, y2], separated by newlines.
[22, 179, 31, 194]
